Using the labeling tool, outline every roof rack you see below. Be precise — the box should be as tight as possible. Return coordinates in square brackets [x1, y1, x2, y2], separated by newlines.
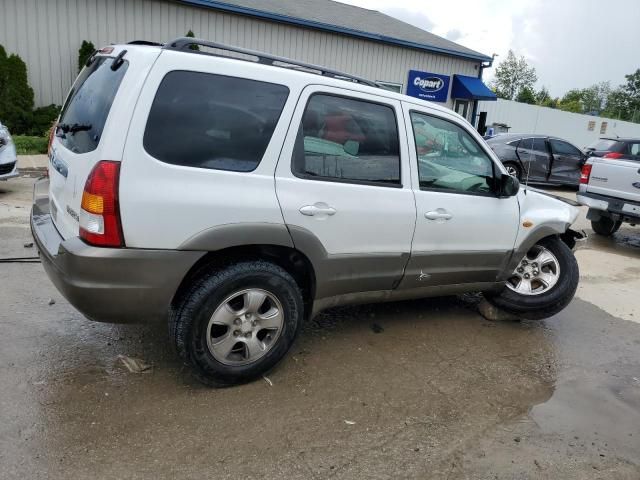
[163, 37, 380, 88]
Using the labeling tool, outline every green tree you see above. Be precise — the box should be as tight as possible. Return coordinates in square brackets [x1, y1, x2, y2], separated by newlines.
[602, 87, 631, 120]
[622, 69, 640, 122]
[490, 50, 537, 100]
[186, 30, 199, 51]
[0, 46, 35, 134]
[557, 89, 583, 113]
[535, 86, 551, 105]
[581, 81, 610, 114]
[516, 86, 536, 104]
[78, 40, 95, 72]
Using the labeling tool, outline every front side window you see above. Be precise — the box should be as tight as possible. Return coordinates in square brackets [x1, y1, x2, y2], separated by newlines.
[144, 71, 289, 172]
[58, 57, 128, 154]
[411, 112, 495, 195]
[550, 139, 581, 157]
[510, 137, 547, 152]
[292, 94, 401, 186]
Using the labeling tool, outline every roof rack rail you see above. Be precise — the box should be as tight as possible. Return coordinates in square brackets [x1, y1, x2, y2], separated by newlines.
[163, 37, 380, 88]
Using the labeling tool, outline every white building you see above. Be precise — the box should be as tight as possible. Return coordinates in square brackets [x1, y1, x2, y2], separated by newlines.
[0, 0, 496, 123]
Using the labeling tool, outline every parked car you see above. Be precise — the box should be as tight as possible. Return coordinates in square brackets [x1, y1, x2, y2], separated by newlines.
[0, 122, 18, 180]
[577, 152, 640, 235]
[486, 134, 586, 186]
[585, 137, 640, 161]
[31, 38, 582, 386]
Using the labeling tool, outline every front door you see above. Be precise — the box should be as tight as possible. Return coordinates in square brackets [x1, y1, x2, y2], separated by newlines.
[275, 86, 416, 299]
[400, 103, 519, 290]
[514, 137, 551, 182]
[549, 138, 584, 184]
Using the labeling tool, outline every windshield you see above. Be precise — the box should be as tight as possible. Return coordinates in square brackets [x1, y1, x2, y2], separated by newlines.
[57, 56, 128, 154]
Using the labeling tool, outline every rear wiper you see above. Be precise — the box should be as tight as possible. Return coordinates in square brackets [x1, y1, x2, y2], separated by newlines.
[57, 123, 92, 137]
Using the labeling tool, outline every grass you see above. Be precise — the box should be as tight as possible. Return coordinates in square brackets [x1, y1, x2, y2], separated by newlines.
[13, 135, 48, 155]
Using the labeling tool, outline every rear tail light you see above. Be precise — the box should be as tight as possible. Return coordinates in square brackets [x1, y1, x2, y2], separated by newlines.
[580, 164, 592, 184]
[603, 152, 624, 159]
[47, 121, 57, 159]
[79, 161, 124, 247]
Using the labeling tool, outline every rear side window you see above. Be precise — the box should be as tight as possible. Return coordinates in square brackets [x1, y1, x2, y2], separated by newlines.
[144, 71, 289, 172]
[58, 57, 128, 154]
[509, 137, 546, 152]
[550, 139, 582, 156]
[292, 94, 401, 186]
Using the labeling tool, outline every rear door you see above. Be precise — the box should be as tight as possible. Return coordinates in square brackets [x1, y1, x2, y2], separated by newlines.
[513, 137, 549, 182]
[549, 138, 584, 184]
[48, 47, 159, 239]
[275, 85, 416, 299]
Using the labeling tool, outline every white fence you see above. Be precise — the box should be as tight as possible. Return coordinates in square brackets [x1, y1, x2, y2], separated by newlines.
[477, 99, 640, 149]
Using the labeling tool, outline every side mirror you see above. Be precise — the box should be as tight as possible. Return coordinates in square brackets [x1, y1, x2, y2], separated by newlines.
[499, 173, 520, 197]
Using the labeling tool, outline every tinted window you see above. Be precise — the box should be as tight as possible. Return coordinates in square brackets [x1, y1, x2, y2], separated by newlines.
[550, 139, 582, 156]
[626, 143, 640, 156]
[507, 137, 546, 152]
[144, 71, 289, 172]
[58, 57, 128, 154]
[411, 112, 495, 195]
[292, 94, 400, 186]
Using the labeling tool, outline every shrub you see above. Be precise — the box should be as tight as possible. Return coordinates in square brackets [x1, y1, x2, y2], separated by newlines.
[13, 135, 48, 155]
[30, 104, 60, 136]
[186, 30, 199, 51]
[78, 40, 95, 72]
[0, 47, 35, 135]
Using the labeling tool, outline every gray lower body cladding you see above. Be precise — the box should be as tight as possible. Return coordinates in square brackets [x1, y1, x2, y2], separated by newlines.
[31, 194, 205, 324]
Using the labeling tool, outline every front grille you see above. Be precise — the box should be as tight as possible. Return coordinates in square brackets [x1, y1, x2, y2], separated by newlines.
[0, 161, 16, 175]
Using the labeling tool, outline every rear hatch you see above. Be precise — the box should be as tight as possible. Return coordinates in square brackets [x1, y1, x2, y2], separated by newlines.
[49, 46, 159, 239]
[587, 157, 640, 203]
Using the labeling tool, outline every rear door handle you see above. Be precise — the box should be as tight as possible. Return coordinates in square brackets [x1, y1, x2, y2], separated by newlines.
[299, 203, 337, 217]
[425, 209, 452, 221]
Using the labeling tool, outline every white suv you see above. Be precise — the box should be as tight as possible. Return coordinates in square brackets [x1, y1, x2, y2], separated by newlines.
[32, 38, 582, 386]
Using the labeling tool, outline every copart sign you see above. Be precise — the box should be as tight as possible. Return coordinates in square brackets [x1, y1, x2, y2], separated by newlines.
[406, 70, 450, 102]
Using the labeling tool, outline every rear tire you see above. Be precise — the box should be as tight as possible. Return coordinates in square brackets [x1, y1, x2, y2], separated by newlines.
[486, 237, 579, 320]
[591, 216, 621, 236]
[170, 260, 304, 387]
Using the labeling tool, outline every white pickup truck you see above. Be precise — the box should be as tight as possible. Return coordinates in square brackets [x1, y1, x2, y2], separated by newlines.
[577, 151, 640, 235]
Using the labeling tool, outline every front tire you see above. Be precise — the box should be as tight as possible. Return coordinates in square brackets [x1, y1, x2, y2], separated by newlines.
[486, 237, 579, 320]
[170, 260, 304, 387]
[591, 216, 621, 236]
[503, 162, 522, 180]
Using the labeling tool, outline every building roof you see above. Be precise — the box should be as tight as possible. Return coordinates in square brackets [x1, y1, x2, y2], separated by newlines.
[174, 0, 492, 62]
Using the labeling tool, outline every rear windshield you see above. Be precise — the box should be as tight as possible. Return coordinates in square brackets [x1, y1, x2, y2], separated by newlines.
[587, 139, 619, 151]
[143, 71, 289, 172]
[57, 56, 128, 154]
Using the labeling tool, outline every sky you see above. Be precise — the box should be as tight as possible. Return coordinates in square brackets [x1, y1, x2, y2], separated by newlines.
[336, 0, 640, 98]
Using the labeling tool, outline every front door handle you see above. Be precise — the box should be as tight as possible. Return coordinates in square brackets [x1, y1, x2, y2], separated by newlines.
[425, 209, 452, 221]
[299, 203, 337, 217]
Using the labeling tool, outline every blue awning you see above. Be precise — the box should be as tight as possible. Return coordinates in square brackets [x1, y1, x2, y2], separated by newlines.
[451, 75, 497, 101]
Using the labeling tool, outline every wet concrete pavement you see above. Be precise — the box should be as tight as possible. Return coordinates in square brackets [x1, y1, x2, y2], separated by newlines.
[1, 177, 640, 479]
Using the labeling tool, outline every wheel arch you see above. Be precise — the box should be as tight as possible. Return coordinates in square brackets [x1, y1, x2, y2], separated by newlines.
[171, 243, 317, 319]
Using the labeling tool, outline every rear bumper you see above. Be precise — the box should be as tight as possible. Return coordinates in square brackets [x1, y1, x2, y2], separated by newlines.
[31, 178, 205, 323]
[577, 191, 640, 221]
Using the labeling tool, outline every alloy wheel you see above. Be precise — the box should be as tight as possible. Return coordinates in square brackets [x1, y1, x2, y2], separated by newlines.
[206, 288, 284, 366]
[506, 245, 561, 296]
